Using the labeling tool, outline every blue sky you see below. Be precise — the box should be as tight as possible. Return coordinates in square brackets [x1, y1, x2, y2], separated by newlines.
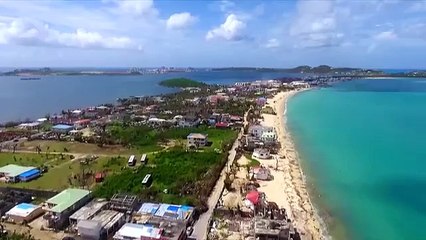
[0, 0, 425, 68]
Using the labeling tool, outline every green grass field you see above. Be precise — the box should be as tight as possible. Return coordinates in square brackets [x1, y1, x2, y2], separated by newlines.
[0, 152, 67, 168]
[19, 140, 137, 155]
[11, 155, 129, 191]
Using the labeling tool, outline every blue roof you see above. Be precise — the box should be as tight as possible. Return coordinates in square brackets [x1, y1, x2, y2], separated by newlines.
[52, 124, 73, 130]
[19, 168, 40, 178]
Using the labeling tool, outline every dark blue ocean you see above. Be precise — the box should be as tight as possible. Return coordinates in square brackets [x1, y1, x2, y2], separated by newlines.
[0, 71, 296, 123]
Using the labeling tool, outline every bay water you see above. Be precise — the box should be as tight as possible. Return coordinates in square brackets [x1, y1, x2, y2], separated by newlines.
[287, 78, 426, 240]
[0, 70, 296, 123]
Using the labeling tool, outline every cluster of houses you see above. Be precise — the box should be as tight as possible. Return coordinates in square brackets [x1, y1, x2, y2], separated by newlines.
[2, 188, 195, 240]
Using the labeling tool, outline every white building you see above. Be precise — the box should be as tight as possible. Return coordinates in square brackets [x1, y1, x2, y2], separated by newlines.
[252, 148, 271, 159]
[248, 125, 275, 138]
[260, 131, 277, 144]
[187, 133, 208, 148]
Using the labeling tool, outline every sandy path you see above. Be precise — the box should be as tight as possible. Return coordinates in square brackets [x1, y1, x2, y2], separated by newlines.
[262, 90, 328, 240]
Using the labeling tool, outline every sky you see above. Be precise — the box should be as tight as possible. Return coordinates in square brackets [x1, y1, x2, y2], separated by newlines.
[0, 0, 425, 69]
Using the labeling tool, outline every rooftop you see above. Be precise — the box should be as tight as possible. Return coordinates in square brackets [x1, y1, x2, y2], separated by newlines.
[69, 199, 108, 222]
[114, 223, 162, 240]
[46, 188, 91, 213]
[187, 133, 207, 139]
[0, 164, 37, 178]
[6, 203, 41, 217]
[52, 124, 74, 130]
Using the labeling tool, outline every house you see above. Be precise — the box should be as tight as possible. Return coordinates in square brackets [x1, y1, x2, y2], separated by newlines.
[178, 115, 200, 128]
[78, 210, 125, 240]
[215, 122, 230, 129]
[69, 199, 108, 227]
[52, 124, 74, 134]
[254, 217, 292, 240]
[250, 166, 272, 181]
[5, 203, 44, 224]
[43, 188, 92, 230]
[252, 148, 271, 159]
[261, 131, 277, 144]
[113, 222, 187, 240]
[73, 119, 91, 130]
[248, 125, 274, 138]
[187, 133, 208, 148]
[113, 223, 162, 240]
[0, 164, 40, 183]
[18, 122, 40, 130]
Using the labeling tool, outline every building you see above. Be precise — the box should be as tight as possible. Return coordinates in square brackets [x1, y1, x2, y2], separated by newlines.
[5, 203, 44, 224]
[52, 124, 74, 134]
[250, 166, 272, 181]
[252, 148, 271, 159]
[187, 133, 208, 148]
[109, 194, 138, 213]
[248, 125, 274, 138]
[0, 164, 40, 183]
[76, 210, 125, 240]
[114, 221, 187, 240]
[260, 131, 277, 144]
[43, 188, 92, 230]
[136, 203, 195, 224]
[254, 217, 293, 240]
[113, 223, 162, 240]
[69, 199, 109, 227]
[73, 119, 91, 130]
[18, 122, 40, 130]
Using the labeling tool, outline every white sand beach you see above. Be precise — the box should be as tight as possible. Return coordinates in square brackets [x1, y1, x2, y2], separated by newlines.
[260, 90, 328, 240]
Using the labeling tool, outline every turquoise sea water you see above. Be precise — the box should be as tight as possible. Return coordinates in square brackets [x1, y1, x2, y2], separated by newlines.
[287, 78, 426, 240]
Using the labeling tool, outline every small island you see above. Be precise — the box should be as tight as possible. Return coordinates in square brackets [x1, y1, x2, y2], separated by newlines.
[159, 78, 207, 88]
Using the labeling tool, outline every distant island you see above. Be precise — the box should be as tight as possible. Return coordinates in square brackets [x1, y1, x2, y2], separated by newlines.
[1, 65, 426, 78]
[159, 78, 207, 88]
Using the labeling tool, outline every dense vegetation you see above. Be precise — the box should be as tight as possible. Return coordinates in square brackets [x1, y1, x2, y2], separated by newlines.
[159, 78, 206, 88]
[94, 148, 230, 208]
[108, 124, 237, 150]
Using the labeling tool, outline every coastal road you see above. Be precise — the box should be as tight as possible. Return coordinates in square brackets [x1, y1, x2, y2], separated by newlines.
[192, 131, 241, 240]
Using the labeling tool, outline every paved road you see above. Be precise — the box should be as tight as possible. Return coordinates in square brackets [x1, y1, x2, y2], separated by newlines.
[192, 131, 241, 240]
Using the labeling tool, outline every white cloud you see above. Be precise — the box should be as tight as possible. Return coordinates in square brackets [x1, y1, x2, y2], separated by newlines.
[166, 12, 197, 30]
[115, 0, 158, 16]
[0, 18, 137, 50]
[374, 30, 397, 40]
[264, 38, 280, 48]
[290, 0, 344, 48]
[206, 14, 246, 41]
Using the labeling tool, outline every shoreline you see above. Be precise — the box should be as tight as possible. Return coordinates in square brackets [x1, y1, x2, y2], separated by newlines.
[270, 89, 329, 240]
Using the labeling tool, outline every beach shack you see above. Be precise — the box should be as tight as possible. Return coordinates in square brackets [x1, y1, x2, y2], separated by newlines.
[5, 203, 44, 224]
[43, 188, 92, 230]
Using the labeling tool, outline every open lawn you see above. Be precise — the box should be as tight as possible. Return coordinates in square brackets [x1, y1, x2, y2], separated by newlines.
[6, 155, 129, 191]
[0, 152, 67, 168]
[94, 148, 231, 207]
[19, 140, 137, 155]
